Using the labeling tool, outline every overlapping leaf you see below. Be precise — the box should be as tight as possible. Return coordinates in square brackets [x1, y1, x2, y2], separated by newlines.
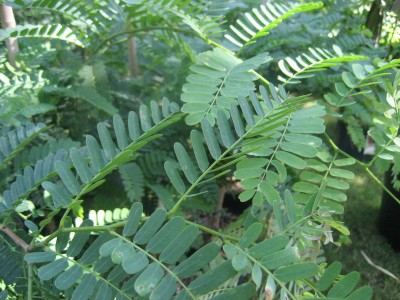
[0, 25, 85, 47]
[41, 100, 181, 208]
[181, 47, 272, 125]
[278, 46, 367, 86]
[224, 1, 323, 50]
[25, 203, 246, 300]
[168, 84, 313, 211]
[235, 103, 325, 207]
[0, 122, 47, 170]
[0, 148, 72, 215]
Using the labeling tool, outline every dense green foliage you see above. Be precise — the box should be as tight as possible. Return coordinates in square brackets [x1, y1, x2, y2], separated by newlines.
[0, 0, 399, 299]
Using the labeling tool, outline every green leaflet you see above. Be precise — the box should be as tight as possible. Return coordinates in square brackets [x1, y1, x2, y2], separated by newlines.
[94, 281, 113, 300]
[174, 243, 220, 278]
[189, 260, 237, 294]
[273, 262, 319, 282]
[25, 252, 56, 264]
[80, 232, 113, 265]
[229, 99, 247, 134]
[113, 116, 128, 148]
[107, 264, 128, 286]
[150, 275, 177, 300]
[190, 130, 209, 172]
[62, 86, 118, 116]
[164, 160, 186, 194]
[276, 150, 307, 169]
[260, 181, 280, 205]
[55, 265, 83, 290]
[201, 118, 221, 159]
[317, 261, 342, 291]
[346, 287, 373, 300]
[70, 148, 93, 183]
[86, 135, 107, 172]
[159, 225, 199, 264]
[38, 258, 69, 281]
[71, 274, 97, 300]
[111, 243, 134, 264]
[139, 104, 152, 132]
[174, 143, 198, 184]
[232, 252, 249, 271]
[128, 111, 141, 141]
[238, 95, 256, 127]
[327, 271, 360, 298]
[280, 141, 317, 158]
[238, 223, 263, 248]
[54, 161, 81, 195]
[248, 235, 289, 259]
[122, 252, 149, 274]
[210, 283, 256, 300]
[260, 247, 300, 270]
[41, 181, 70, 207]
[97, 123, 118, 160]
[133, 208, 167, 245]
[56, 217, 72, 252]
[330, 168, 355, 179]
[67, 219, 94, 257]
[123, 202, 143, 237]
[146, 217, 185, 253]
[217, 108, 235, 147]
[134, 263, 164, 297]
[284, 190, 296, 225]
[251, 264, 262, 289]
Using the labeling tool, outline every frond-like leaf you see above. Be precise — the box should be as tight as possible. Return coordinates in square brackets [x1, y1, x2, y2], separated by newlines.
[0, 228, 25, 284]
[0, 25, 85, 47]
[181, 48, 272, 125]
[224, 2, 323, 50]
[40, 102, 182, 209]
[0, 122, 47, 170]
[0, 149, 72, 215]
[168, 84, 314, 211]
[26, 203, 242, 300]
[278, 46, 367, 86]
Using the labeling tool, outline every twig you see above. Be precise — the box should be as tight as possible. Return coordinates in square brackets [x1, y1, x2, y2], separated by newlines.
[0, 226, 29, 252]
[361, 250, 400, 283]
[212, 186, 226, 229]
[0, 4, 19, 67]
[127, 36, 139, 77]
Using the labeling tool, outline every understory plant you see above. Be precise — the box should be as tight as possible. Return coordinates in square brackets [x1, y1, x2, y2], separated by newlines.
[0, 0, 399, 299]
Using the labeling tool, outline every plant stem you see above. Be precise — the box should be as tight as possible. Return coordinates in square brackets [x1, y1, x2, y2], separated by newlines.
[127, 36, 139, 77]
[93, 27, 196, 55]
[0, 226, 29, 252]
[185, 220, 240, 242]
[27, 264, 33, 300]
[365, 168, 400, 205]
[37, 221, 127, 248]
[0, 3, 19, 67]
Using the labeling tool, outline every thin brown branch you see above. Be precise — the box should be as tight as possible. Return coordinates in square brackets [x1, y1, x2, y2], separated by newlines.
[212, 186, 226, 229]
[0, 226, 29, 253]
[127, 36, 139, 77]
[0, 4, 19, 67]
